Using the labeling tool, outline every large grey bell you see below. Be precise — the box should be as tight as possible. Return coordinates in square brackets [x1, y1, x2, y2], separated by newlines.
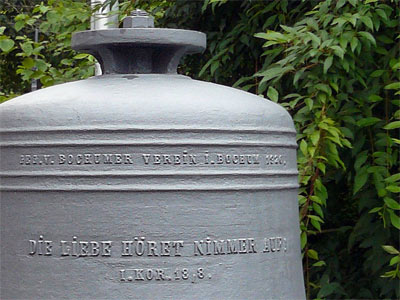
[0, 10, 305, 300]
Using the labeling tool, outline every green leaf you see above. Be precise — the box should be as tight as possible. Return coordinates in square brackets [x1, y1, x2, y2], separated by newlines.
[74, 53, 90, 59]
[392, 62, 400, 70]
[317, 162, 326, 174]
[376, 9, 388, 21]
[369, 207, 382, 213]
[360, 15, 374, 30]
[392, 138, 400, 144]
[21, 42, 33, 56]
[330, 81, 339, 93]
[306, 18, 319, 31]
[198, 48, 228, 77]
[313, 202, 324, 218]
[358, 31, 376, 46]
[210, 60, 219, 75]
[389, 256, 400, 266]
[46, 10, 60, 24]
[318, 92, 328, 103]
[339, 35, 348, 49]
[388, 210, 400, 229]
[306, 32, 321, 46]
[383, 121, 400, 130]
[311, 219, 321, 231]
[384, 198, 400, 210]
[318, 282, 343, 298]
[257, 66, 293, 84]
[14, 20, 25, 32]
[39, 4, 50, 14]
[308, 215, 324, 222]
[312, 261, 326, 267]
[353, 168, 368, 194]
[323, 56, 333, 74]
[310, 195, 322, 205]
[354, 151, 368, 170]
[293, 69, 305, 85]
[307, 249, 319, 260]
[0, 38, 15, 52]
[305, 97, 313, 110]
[254, 31, 288, 42]
[384, 82, 400, 90]
[330, 45, 345, 59]
[336, 0, 346, 9]
[298, 195, 307, 205]
[267, 86, 279, 102]
[381, 270, 397, 278]
[315, 83, 332, 95]
[300, 231, 307, 249]
[15, 13, 27, 21]
[350, 37, 359, 52]
[310, 130, 320, 145]
[356, 117, 381, 127]
[0, 26, 5, 35]
[22, 57, 34, 68]
[35, 59, 48, 72]
[385, 173, 400, 183]
[263, 15, 277, 28]
[300, 139, 308, 156]
[342, 58, 352, 72]
[332, 17, 347, 29]
[368, 166, 386, 174]
[368, 94, 383, 102]
[370, 70, 385, 77]
[386, 186, 400, 193]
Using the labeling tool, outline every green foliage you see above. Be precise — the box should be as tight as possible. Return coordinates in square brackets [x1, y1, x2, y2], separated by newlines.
[381, 245, 400, 279]
[1, 1, 399, 299]
[250, 1, 400, 298]
[0, 0, 95, 102]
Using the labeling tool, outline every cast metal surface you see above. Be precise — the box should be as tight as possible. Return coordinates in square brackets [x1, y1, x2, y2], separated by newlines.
[0, 11, 305, 300]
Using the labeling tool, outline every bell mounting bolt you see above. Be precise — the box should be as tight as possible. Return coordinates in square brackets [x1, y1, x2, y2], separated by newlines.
[123, 9, 154, 28]
[71, 9, 206, 74]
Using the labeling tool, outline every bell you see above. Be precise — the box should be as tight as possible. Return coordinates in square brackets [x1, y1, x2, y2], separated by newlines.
[0, 10, 305, 299]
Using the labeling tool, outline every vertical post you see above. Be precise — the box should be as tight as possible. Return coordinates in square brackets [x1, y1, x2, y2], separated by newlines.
[31, 27, 39, 91]
[90, 0, 119, 76]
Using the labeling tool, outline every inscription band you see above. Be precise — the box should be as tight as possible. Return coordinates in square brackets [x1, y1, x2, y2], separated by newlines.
[0, 140, 297, 148]
[1, 183, 299, 192]
[0, 170, 299, 177]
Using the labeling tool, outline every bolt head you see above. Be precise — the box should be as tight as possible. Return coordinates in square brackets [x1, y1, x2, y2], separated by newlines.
[131, 9, 148, 16]
[123, 16, 154, 28]
[123, 9, 154, 28]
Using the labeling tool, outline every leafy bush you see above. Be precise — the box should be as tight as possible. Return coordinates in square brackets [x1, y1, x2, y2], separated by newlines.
[0, 0, 94, 102]
[249, 1, 400, 298]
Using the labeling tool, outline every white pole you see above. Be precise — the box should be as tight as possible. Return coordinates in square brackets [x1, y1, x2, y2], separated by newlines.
[90, 0, 119, 75]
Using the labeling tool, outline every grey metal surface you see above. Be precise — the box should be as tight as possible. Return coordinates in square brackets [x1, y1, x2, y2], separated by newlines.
[72, 29, 206, 74]
[72, 12, 205, 75]
[0, 13, 305, 300]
